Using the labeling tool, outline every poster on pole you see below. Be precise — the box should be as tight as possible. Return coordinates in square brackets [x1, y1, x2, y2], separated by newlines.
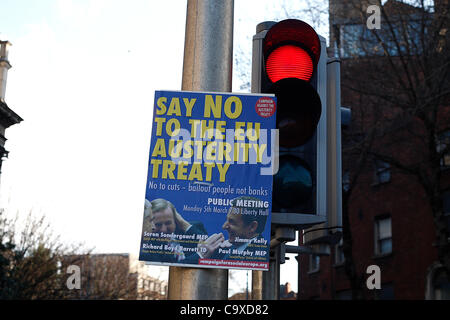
[138, 90, 277, 270]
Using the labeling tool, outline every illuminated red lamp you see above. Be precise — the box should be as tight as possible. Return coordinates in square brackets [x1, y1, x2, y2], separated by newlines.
[263, 19, 320, 84]
[266, 45, 313, 83]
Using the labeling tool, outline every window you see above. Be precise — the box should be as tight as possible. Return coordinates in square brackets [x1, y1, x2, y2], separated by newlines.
[375, 216, 392, 255]
[375, 283, 394, 300]
[335, 239, 345, 265]
[343, 171, 350, 192]
[340, 23, 392, 58]
[339, 17, 429, 58]
[444, 190, 450, 214]
[443, 190, 450, 233]
[426, 263, 450, 300]
[340, 24, 365, 58]
[433, 271, 450, 300]
[374, 160, 391, 185]
[335, 289, 352, 300]
[437, 131, 450, 169]
[308, 254, 320, 273]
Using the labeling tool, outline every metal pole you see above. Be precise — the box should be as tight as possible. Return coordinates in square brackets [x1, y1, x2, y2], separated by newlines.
[251, 270, 262, 299]
[326, 58, 343, 232]
[250, 21, 276, 302]
[181, 0, 234, 92]
[262, 245, 280, 300]
[326, 58, 342, 300]
[167, 0, 233, 300]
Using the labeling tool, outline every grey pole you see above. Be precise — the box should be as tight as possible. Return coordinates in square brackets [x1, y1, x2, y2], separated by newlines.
[250, 21, 277, 301]
[181, 0, 234, 92]
[262, 246, 280, 300]
[251, 270, 262, 299]
[326, 58, 343, 232]
[167, 0, 234, 300]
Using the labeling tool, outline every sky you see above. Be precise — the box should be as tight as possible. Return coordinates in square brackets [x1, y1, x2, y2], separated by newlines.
[0, 0, 329, 296]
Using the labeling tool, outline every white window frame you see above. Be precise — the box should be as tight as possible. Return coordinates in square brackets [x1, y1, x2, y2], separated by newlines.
[374, 216, 392, 255]
[308, 254, 320, 273]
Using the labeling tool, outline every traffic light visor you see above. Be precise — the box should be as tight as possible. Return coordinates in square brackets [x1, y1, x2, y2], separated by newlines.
[263, 19, 321, 78]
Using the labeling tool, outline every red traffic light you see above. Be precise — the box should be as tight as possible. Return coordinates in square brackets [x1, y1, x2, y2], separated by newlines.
[263, 19, 321, 83]
[262, 19, 322, 148]
[266, 45, 313, 82]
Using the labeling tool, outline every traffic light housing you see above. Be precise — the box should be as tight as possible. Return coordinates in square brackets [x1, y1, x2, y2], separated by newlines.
[305, 61, 348, 246]
[252, 19, 327, 228]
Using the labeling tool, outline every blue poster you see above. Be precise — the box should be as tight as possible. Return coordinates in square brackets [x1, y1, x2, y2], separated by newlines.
[139, 90, 277, 270]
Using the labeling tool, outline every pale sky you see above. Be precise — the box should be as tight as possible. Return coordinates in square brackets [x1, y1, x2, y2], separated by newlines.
[0, 0, 328, 296]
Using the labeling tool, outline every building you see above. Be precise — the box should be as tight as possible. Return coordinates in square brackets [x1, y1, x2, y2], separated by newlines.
[298, 0, 450, 300]
[129, 254, 168, 300]
[0, 40, 22, 178]
[62, 253, 168, 300]
[280, 282, 297, 300]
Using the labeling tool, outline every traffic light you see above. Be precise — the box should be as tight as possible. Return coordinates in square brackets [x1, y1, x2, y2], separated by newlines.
[251, 19, 327, 227]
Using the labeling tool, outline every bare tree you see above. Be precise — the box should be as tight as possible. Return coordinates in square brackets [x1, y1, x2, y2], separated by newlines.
[350, 0, 448, 261]
[62, 253, 138, 300]
[332, 0, 450, 298]
[0, 210, 86, 299]
[233, 0, 450, 298]
[1, 209, 172, 300]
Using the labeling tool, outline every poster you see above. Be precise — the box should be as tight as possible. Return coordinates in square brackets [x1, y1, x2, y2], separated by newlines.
[138, 90, 277, 270]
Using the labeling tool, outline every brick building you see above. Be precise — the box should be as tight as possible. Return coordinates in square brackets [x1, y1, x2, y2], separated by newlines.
[129, 254, 168, 300]
[298, 0, 450, 300]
